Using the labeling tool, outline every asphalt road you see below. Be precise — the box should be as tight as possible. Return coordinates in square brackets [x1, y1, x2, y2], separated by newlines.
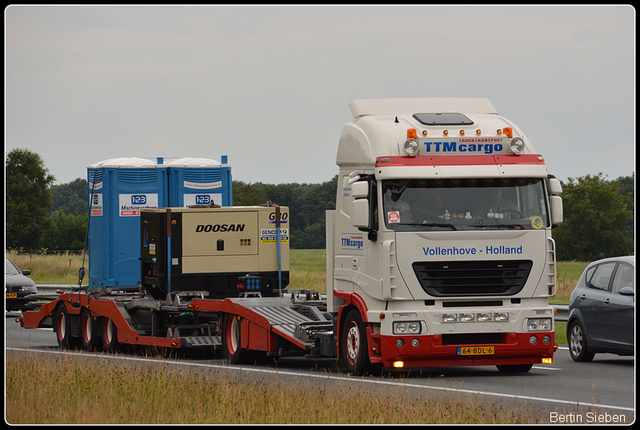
[5, 312, 635, 423]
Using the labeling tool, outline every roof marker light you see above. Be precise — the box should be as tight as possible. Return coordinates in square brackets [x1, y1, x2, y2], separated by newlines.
[422, 130, 428, 136]
[443, 130, 449, 136]
[476, 129, 482, 135]
[497, 129, 502, 135]
[459, 130, 465, 136]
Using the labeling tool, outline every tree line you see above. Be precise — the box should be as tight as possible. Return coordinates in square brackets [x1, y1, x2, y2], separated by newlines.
[5, 148, 635, 261]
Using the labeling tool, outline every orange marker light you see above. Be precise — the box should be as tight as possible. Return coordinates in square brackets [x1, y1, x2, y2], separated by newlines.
[476, 129, 482, 135]
[460, 130, 465, 136]
[407, 129, 417, 139]
[422, 130, 428, 136]
[443, 130, 449, 136]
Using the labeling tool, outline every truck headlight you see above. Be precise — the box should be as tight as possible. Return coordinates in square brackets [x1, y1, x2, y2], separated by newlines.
[493, 312, 510, 322]
[403, 139, 419, 157]
[393, 321, 422, 335]
[441, 313, 458, 323]
[509, 137, 525, 154]
[476, 312, 492, 322]
[527, 318, 552, 332]
[459, 312, 476, 322]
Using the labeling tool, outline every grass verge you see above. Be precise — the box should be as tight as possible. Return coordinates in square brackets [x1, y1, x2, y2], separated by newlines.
[6, 353, 547, 424]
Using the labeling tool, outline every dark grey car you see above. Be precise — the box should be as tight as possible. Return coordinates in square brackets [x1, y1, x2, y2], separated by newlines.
[567, 256, 635, 362]
[5, 257, 38, 312]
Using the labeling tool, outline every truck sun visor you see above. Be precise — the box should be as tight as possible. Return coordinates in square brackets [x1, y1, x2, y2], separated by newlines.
[413, 112, 474, 126]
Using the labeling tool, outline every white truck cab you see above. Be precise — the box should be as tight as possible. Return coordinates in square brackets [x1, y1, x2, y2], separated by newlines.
[327, 98, 562, 373]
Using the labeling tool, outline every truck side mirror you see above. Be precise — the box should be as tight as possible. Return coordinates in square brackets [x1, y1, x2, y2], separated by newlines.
[350, 179, 377, 240]
[351, 181, 370, 229]
[550, 195, 563, 227]
[547, 177, 563, 227]
[547, 177, 562, 195]
[352, 199, 370, 229]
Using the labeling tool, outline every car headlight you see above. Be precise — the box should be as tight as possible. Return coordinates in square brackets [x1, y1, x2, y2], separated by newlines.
[527, 318, 552, 332]
[393, 321, 422, 335]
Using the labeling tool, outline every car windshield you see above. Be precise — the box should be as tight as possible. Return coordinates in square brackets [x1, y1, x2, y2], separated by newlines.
[381, 178, 549, 231]
[6, 258, 21, 275]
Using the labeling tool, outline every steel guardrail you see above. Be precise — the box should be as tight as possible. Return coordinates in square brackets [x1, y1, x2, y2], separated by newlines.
[552, 304, 569, 322]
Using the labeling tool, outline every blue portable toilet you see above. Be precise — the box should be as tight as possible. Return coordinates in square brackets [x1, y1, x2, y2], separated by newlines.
[87, 157, 168, 288]
[165, 156, 233, 207]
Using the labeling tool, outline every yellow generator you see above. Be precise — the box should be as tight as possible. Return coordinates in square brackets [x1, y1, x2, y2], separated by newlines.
[140, 206, 289, 300]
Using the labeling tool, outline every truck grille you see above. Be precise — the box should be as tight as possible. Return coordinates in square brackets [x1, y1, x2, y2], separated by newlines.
[412, 260, 532, 297]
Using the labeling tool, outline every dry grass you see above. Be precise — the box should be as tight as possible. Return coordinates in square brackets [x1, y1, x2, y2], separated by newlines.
[5, 353, 545, 424]
[7, 251, 89, 285]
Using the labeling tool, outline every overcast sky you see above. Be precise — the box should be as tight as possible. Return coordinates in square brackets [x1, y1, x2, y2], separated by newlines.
[5, 5, 635, 187]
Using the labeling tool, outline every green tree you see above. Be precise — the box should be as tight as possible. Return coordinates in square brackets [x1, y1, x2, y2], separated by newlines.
[612, 173, 635, 246]
[232, 181, 269, 206]
[6, 149, 55, 250]
[49, 177, 88, 215]
[553, 173, 633, 261]
[42, 210, 88, 251]
[231, 177, 338, 249]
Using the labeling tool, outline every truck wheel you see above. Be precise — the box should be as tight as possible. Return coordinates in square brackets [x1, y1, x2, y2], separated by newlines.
[55, 306, 80, 349]
[222, 314, 245, 364]
[568, 320, 595, 362]
[80, 309, 100, 351]
[496, 364, 533, 373]
[340, 309, 371, 375]
[102, 317, 120, 352]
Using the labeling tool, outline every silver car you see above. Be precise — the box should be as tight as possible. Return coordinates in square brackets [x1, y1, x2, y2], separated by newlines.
[5, 256, 38, 312]
[567, 256, 635, 362]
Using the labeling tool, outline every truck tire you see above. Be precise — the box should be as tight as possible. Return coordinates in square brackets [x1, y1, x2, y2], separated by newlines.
[102, 317, 120, 352]
[222, 314, 245, 364]
[340, 309, 372, 375]
[568, 320, 595, 362]
[80, 308, 100, 351]
[55, 306, 80, 349]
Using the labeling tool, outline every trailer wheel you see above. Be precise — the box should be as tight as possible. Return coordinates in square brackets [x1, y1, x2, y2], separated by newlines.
[55, 306, 80, 349]
[222, 314, 245, 364]
[102, 318, 120, 352]
[340, 309, 371, 375]
[80, 309, 100, 351]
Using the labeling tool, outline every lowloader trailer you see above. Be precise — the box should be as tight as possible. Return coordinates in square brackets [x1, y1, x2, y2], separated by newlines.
[20, 98, 562, 375]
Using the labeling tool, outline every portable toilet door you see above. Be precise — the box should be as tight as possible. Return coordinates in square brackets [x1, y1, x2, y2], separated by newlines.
[87, 157, 168, 289]
[165, 156, 233, 207]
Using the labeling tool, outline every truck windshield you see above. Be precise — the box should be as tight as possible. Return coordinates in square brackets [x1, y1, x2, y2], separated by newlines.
[381, 178, 549, 231]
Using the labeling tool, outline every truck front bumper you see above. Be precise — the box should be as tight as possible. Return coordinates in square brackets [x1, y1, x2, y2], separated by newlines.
[370, 331, 555, 368]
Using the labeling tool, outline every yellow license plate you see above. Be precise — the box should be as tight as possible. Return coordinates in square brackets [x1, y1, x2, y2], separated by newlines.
[457, 346, 494, 356]
[6, 293, 18, 299]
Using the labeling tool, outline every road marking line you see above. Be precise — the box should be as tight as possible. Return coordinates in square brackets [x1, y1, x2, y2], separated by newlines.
[532, 365, 562, 371]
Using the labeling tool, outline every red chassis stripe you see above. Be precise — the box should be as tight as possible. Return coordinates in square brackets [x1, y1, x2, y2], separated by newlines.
[376, 154, 545, 167]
